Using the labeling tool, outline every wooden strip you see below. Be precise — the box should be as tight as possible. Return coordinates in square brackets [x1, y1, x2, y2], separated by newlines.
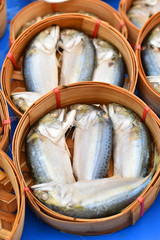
[0, 190, 17, 213]
[12, 71, 24, 81]
[0, 228, 10, 239]
[0, 210, 16, 231]
[0, 177, 12, 192]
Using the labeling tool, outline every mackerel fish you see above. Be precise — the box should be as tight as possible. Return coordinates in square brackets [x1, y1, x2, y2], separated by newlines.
[25, 108, 76, 184]
[92, 38, 125, 87]
[107, 103, 152, 178]
[32, 170, 154, 219]
[71, 104, 112, 181]
[141, 24, 160, 76]
[23, 26, 59, 94]
[59, 29, 95, 85]
[11, 92, 43, 113]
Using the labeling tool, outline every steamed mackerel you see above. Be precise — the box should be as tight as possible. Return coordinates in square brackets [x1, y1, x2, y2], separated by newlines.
[107, 103, 152, 178]
[23, 26, 59, 94]
[72, 104, 112, 181]
[141, 24, 160, 76]
[32, 172, 153, 219]
[92, 38, 125, 87]
[59, 29, 95, 85]
[11, 92, 43, 113]
[25, 109, 76, 184]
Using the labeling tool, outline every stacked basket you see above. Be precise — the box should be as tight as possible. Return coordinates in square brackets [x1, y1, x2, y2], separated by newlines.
[9, 0, 128, 43]
[0, 0, 7, 38]
[135, 12, 160, 117]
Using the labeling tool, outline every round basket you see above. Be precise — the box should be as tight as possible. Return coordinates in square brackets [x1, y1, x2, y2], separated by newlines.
[135, 12, 160, 117]
[12, 82, 160, 235]
[1, 14, 138, 118]
[9, 0, 128, 44]
[0, 149, 25, 240]
[0, 0, 7, 38]
[0, 90, 11, 152]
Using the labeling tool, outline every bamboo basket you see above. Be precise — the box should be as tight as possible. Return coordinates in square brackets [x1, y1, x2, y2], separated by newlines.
[119, 0, 140, 46]
[0, 150, 25, 240]
[9, 0, 128, 43]
[12, 82, 160, 235]
[0, 0, 7, 39]
[0, 90, 11, 152]
[135, 12, 160, 117]
[1, 14, 138, 118]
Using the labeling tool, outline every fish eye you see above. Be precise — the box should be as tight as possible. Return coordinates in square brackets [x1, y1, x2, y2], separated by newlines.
[18, 99, 24, 107]
[50, 111, 59, 118]
[39, 191, 49, 201]
[113, 105, 121, 113]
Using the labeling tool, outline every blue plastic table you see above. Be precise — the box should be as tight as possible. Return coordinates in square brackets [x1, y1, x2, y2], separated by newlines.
[0, 1, 160, 239]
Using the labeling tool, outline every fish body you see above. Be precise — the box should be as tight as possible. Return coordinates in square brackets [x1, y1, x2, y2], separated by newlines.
[92, 38, 125, 87]
[23, 26, 59, 94]
[25, 108, 76, 184]
[147, 76, 160, 93]
[107, 103, 152, 178]
[71, 104, 112, 181]
[59, 29, 95, 85]
[141, 24, 160, 76]
[11, 92, 43, 113]
[32, 173, 152, 218]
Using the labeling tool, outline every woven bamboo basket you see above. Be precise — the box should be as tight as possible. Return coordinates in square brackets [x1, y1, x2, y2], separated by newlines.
[9, 0, 128, 44]
[135, 12, 160, 117]
[12, 82, 160, 235]
[0, 90, 11, 152]
[0, 150, 25, 239]
[1, 14, 138, 118]
[0, 0, 7, 39]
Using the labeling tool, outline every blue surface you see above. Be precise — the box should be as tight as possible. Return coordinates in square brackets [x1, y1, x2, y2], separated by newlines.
[0, 1, 160, 239]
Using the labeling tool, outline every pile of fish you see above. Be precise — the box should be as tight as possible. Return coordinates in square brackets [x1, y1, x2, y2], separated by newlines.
[127, 0, 160, 29]
[24, 103, 159, 219]
[11, 25, 126, 112]
[141, 24, 160, 93]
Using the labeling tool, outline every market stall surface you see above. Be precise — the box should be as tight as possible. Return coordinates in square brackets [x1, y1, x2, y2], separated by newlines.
[0, 0, 160, 239]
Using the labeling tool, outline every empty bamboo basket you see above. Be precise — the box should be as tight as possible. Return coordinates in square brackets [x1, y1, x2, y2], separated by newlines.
[12, 82, 160, 235]
[0, 90, 11, 152]
[0, 0, 7, 38]
[1, 14, 137, 118]
[0, 150, 25, 240]
[135, 12, 160, 117]
[9, 0, 128, 44]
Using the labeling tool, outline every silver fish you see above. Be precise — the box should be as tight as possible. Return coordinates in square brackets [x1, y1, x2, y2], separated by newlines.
[32, 172, 153, 219]
[141, 24, 160, 76]
[147, 76, 160, 93]
[71, 104, 112, 181]
[23, 26, 59, 94]
[107, 103, 152, 178]
[59, 29, 95, 85]
[25, 108, 76, 184]
[11, 92, 43, 113]
[92, 38, 125, 87]
[127, 4, 150, 29]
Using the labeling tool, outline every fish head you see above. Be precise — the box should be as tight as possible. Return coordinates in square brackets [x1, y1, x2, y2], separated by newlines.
[38, 109, 66, 129]
[108, 103, 132, 130]
[59, 29, 82, 51]
[93, 38, 119, 62]
[11, 94, 29, 113]
[32, 26, 60, 54]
